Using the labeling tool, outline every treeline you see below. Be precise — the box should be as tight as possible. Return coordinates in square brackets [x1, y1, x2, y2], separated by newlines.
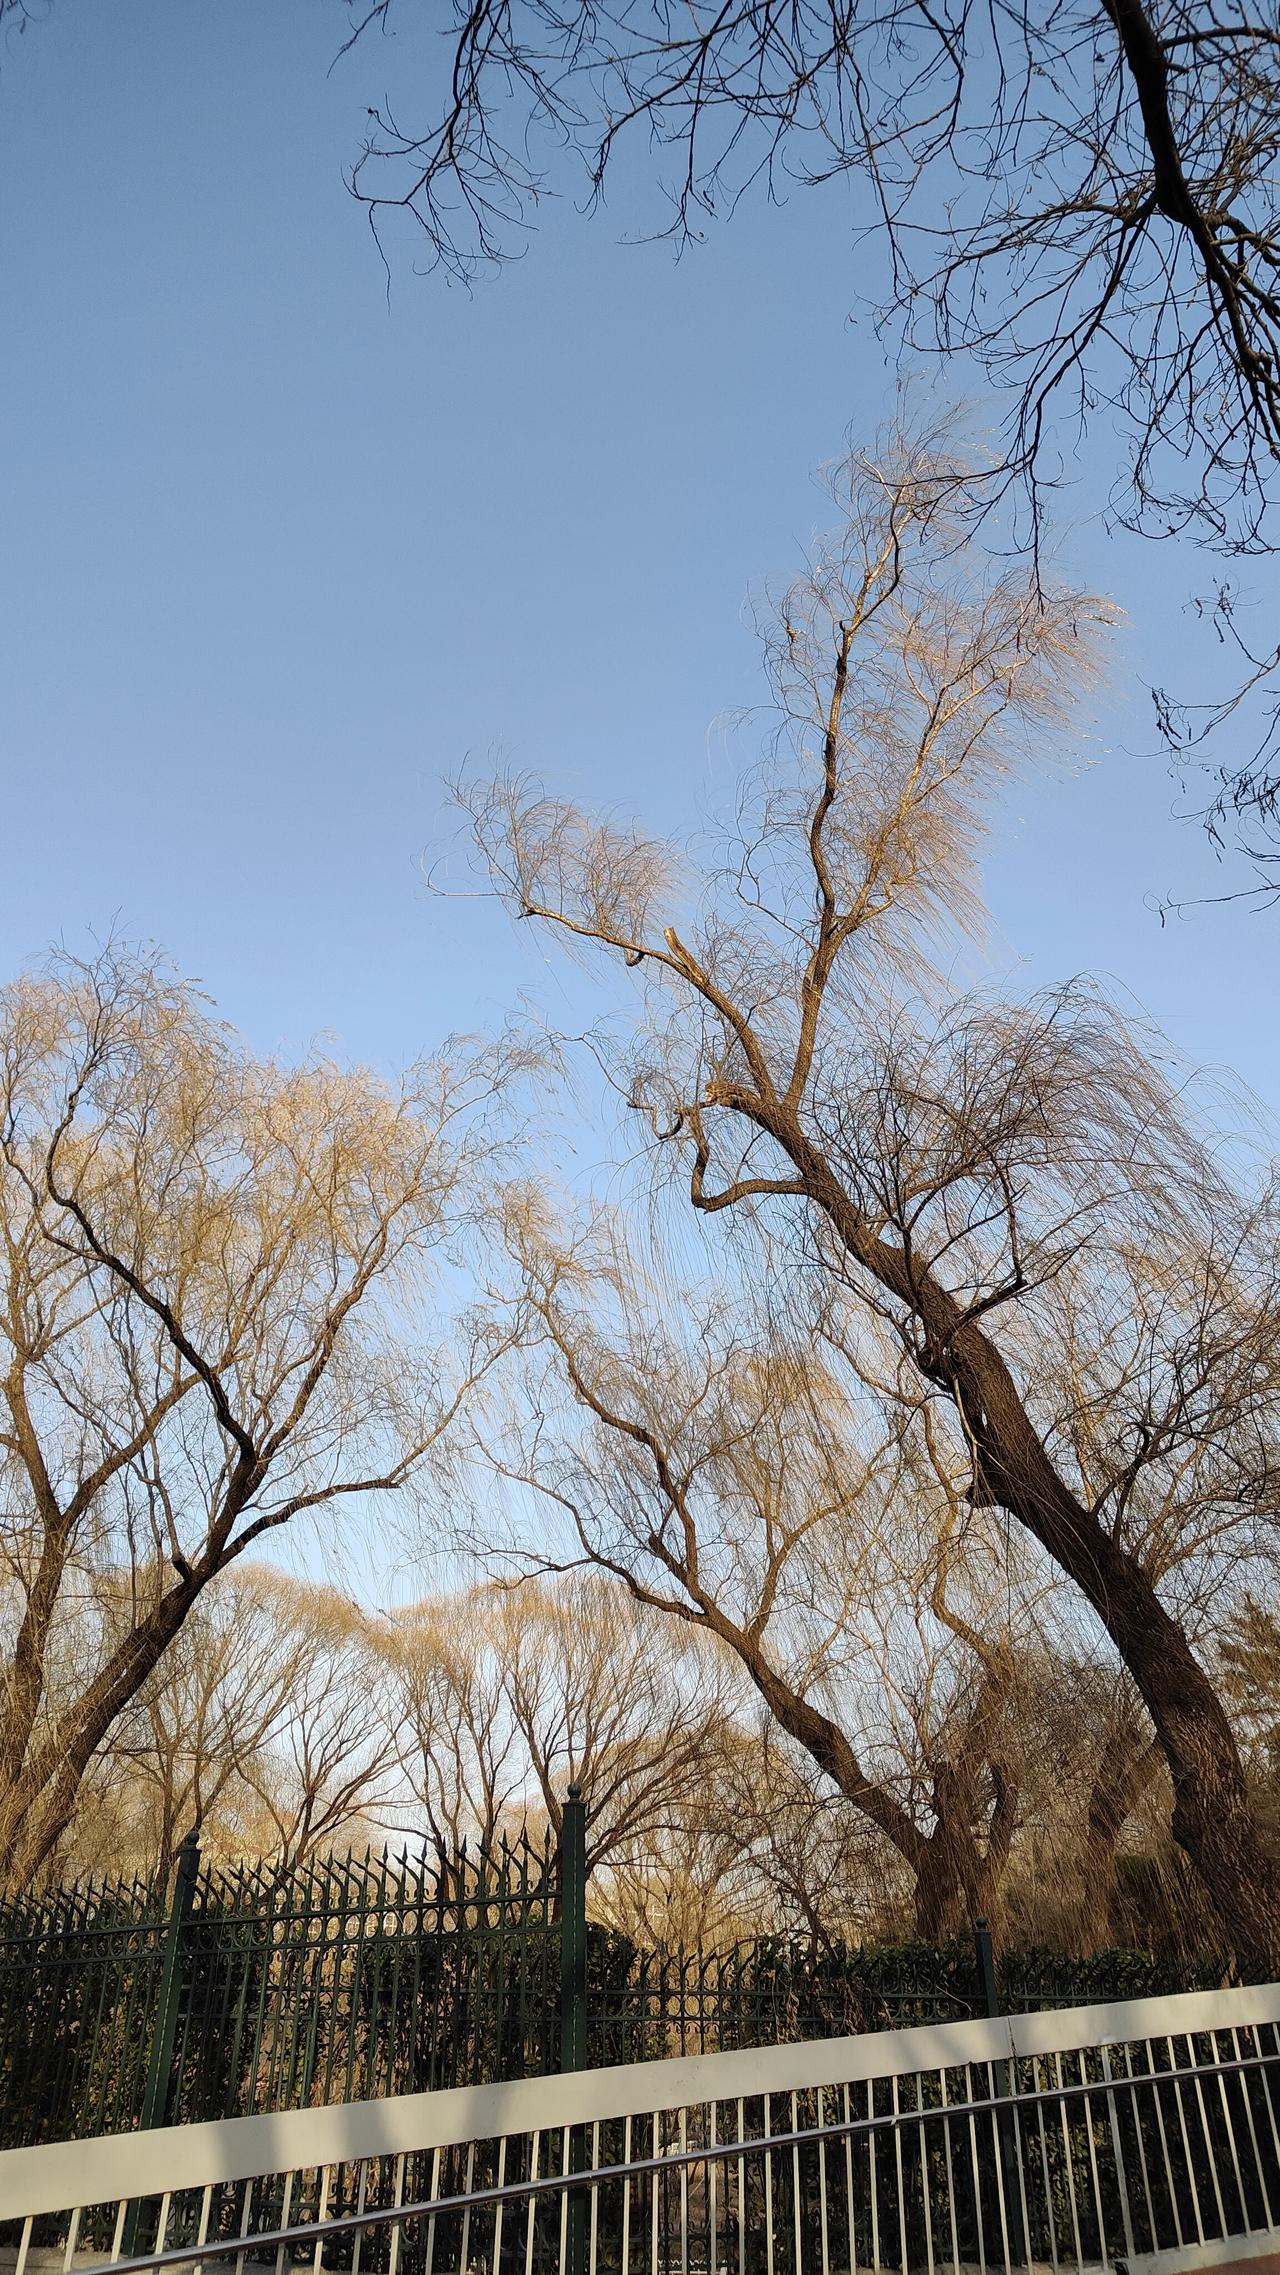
[3, 434, 1280, 1968]
[41, 1562, 1280, 1962]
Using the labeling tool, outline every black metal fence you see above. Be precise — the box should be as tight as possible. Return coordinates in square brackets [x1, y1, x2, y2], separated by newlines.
[0, 1821, 567, 2151]
[0, 1814, 1224, 2155]
[586, 1923, 1223, 2066]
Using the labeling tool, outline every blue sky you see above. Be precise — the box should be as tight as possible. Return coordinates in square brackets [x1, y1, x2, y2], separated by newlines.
[1, 0, 1274, 1135]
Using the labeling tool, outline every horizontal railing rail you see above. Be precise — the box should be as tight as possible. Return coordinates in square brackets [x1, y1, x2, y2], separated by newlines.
[22, 2049, 1280, 2275]
[3, 1981, 1279, 2275]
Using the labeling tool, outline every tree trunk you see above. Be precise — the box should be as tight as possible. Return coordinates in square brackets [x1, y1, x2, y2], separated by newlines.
[913, 1762, 1015, 1942]
[717, 1613, 1019, 1947]
[641, 1406, 1021, 1953]
[0, 1567, 203, 1891]
[913, 1828, 970, 1941]
[1078, 1730, 1162, 1948]
[698, 1602, 945, 1918]
[913, 1287, 1279, 1969]
[764, 1125, 1280, 1976]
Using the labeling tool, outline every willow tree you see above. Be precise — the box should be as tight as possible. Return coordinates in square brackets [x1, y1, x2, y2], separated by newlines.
[0, 946, 493, 1889]
[389, 1572, 732, 1880]
[461, 433, 1280, 1970]
[65, 1565, 320, 1882]
[489, 1212, 1035, 1940]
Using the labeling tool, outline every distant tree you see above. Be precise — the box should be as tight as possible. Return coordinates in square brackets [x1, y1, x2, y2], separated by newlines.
[1218, 1596, 1280, 1869]
[389, 1572, 731, 1883]
[61, 1568, 313, 1882]
[999, 1653, 1163, 1950]
[1219, 1596, 1280, 1763]
[590, 1711, 909, 1947]
[462, 430, 1280, 1970]
[227, 1573, 400, 1870]
[0, 945, 495, 1889]
[388, 1589, 532, 1854]
[689, 1715, 913, 1946]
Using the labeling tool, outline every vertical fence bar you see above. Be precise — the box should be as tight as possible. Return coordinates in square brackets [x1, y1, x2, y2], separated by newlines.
[561, 1783, 589, 2275]
[974, 1919, 1000, 2024]
[974, 1916, 1021, 2269]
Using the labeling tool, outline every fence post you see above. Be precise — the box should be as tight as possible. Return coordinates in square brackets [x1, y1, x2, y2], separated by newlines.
[140, 1825, 200, 2131]
[560, 1784, 589, 2275]
[559, 1783, 588, 2072]
[122, 1828, 200, 2253]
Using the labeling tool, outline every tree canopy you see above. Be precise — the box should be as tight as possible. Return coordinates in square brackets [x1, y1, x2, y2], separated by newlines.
[461, 429, 1280, 1970]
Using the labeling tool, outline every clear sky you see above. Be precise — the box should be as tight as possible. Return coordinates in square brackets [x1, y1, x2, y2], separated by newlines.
[1, 0, 1274, 1135]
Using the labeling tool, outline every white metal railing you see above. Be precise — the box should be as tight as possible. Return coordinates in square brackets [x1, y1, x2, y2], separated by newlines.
[2, 1984, 1278, 2275]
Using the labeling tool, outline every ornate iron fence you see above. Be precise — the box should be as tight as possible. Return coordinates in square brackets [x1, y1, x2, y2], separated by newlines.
[0, 1824, 566, 2151]
[0, 1808, 1223, 2156]
[587, 1932, 1224, 2068]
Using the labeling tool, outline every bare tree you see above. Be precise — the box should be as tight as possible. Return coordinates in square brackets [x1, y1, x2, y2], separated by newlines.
[996, 1649, 1163, 1948]
[336, 0, 1280, 557]
[588, 1724, 770, 1947]
[389, 1571, 732, 1884]
[460, 432, 1280, 1970]
[387, 1587, 533, 1853]
[1220, 1596, 1280, 1762]
[681, 1712, 917, 1945]
[485, 1207, 1032, 1939]
[0, 945, 497, 1889]
[591, 1829, 759, 1948]
[1218, 1595, 1280, 1859]
[495, 1574, 732, 1879]
[590, 1710, 908, 1947]
[336, 0, 1280, 873]
[62, 1567, 314, 1882]
[228, 1573, 400, 1870]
